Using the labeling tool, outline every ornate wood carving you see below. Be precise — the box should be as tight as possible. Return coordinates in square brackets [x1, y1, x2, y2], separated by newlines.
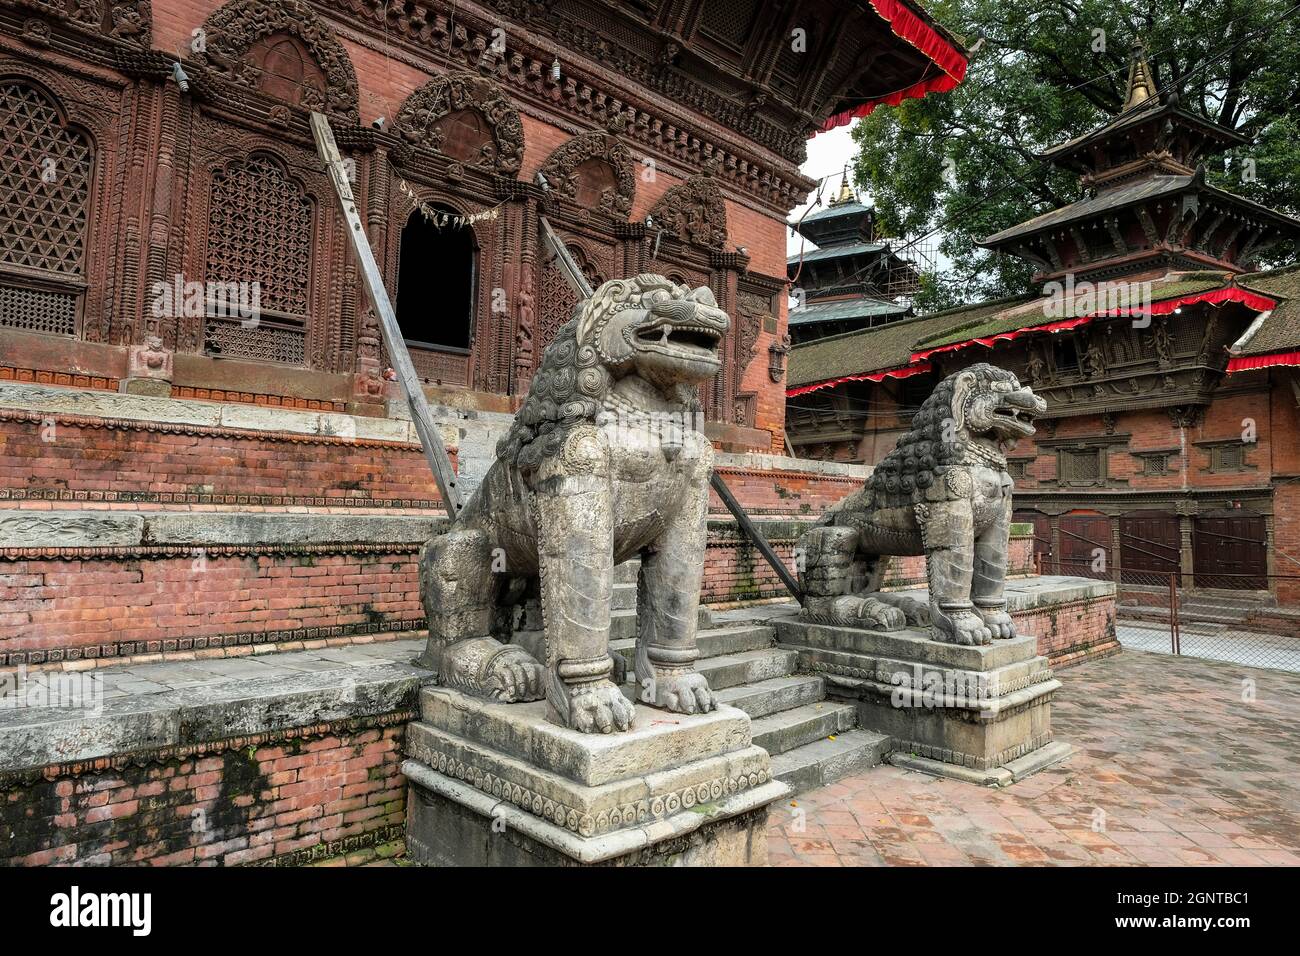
[196, 0, 359, 121]
[395, 72, 524, 175]
[0, 0, 152, 44]
[538, 129, 635, 220]
[648, 169, 727, 249]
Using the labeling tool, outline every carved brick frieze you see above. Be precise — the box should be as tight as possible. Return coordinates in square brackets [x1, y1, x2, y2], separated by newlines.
[395, 71, 524, 174]
[0, 0, 151, 45]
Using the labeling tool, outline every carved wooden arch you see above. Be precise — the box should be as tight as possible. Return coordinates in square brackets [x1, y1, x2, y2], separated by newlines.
[196, 0, 360, 121]
[394, 73, 524, 175]
[538, 130, 636, 220]
[648, 172, 728, 249]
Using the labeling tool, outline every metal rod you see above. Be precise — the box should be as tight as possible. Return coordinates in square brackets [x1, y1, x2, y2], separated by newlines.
[309, 112, 465, 517]
[709, 471, 803, 603]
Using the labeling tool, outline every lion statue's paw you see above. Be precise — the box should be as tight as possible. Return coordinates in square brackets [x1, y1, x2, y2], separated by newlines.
[566, 679, 636, 734]
[935, 609, 993, 646]
[840, 595, 906, 630]
[977, 606, 1016, 640]
[440, 637, 546, 703]
[643, 669, 716, 716]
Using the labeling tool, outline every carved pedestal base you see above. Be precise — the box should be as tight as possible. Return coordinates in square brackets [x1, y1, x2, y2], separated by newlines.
[774, 617, 1071, 788]
[403, 686, 787, 866]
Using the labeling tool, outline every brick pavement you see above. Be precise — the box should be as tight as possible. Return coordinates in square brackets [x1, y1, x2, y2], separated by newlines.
[768, 649, 1300, 866]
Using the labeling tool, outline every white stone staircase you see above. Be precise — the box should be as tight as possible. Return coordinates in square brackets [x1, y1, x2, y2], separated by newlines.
[610, 562, 889, 794]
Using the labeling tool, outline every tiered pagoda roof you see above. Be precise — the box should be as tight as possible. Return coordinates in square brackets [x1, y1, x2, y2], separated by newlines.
[785, 175, 917, 341]
[980, 44, 1300, 282]
[789, 42, 1300, 395]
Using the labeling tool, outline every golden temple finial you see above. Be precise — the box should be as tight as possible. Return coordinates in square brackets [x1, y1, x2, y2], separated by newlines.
[1122, 41, 1156, 111]
[832, 165, 855, 205]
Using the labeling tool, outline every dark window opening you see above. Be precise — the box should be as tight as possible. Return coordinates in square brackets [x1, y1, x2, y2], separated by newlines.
[395, 207, 476, 351]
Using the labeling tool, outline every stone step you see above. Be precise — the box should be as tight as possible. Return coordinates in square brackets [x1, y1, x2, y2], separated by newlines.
[609, 625, 774, 664]
[609, 606, 709, 640]
[713, 674, 826, 719]
[614, 561, 641, 585]
[612, 583, 636, 611]
[749, 701, 858, 756]
[769, 729, 890, 795]
[695, 648, 798, 691]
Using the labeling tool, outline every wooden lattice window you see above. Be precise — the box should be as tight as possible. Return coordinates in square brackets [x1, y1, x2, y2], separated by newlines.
[1142, 454, 1169, 476]
[1059, 448, 1102, 483]
[204, 153, 313, 364]
[538, 243, 602, 349]
[0, 79, 92, 337]
[1210, 443, 1246, 472]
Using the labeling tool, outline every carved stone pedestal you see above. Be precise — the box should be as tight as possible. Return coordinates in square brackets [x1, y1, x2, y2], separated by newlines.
[774, 617, 1072, 787]
[403, 686, 788, 866]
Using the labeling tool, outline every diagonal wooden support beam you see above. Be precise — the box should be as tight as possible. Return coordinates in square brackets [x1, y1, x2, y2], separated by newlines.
[309, 112, 465, 517]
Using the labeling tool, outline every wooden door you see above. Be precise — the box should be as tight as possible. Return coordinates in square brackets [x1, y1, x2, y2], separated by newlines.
[1193, 515, 1267, 589]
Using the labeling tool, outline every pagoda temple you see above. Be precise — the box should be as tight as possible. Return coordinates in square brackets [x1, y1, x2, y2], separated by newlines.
[785, 171, 920, 343]
[786, 43, 1300, 605]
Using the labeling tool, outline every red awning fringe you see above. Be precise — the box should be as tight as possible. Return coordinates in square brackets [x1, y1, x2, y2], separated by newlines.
[912, 286, 1279, 364]
[910, 316, 1090, 364]
[787, 362, 932, 398]
[817, 0, 968, 134]
[787, 285, 1280, 396]
[1227, 351, 1300, 373]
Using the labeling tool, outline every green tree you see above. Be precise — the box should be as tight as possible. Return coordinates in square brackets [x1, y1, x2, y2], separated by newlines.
[853, 0, 1300, 310]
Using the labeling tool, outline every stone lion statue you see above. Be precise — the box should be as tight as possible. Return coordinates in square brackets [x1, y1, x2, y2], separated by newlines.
[797, 364, 1046, 645]
[417, 274, 730, 733]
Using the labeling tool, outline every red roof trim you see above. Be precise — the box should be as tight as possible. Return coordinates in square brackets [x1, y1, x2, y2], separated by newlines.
[786, 361, 932, 398]
[911, 286, 1280, 364]
[1227, 350, 1300, 373]
[910, 316, 1090, 363]
[818, 0, 968, 133]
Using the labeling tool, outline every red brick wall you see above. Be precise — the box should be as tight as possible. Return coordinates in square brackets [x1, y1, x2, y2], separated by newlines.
[0, 551, 423, 667]
[1013, 596, 1119, 668]
[0, 721, 408, 866]
[0, 412, 443, 508]
[709, 465, 862, 517]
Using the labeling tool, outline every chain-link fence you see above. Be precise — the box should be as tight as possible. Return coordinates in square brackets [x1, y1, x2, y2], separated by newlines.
[1042, 557, 1300, 673]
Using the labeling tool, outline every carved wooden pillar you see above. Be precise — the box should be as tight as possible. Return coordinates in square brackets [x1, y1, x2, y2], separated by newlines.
[511, 193, 538, 397]
[1110, 515, 1122, 586]
[1179, 512, 1195, 589]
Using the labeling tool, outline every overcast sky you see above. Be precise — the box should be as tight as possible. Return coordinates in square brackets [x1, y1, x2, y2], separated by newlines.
[786, 122, 860, 257]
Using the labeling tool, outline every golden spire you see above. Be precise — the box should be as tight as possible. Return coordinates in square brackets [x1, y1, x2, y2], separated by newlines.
[832, 166, 855, 205]
[1123, 41, 1156, 111]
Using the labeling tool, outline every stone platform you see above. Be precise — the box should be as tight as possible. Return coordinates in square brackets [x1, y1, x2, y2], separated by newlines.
[768, 577, 1109, 787]
[403, 686, 788, 866]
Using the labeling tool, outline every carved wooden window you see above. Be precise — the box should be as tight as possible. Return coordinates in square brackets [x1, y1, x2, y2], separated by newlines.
[0, 79, 92, 337]
[204, 153, 313, 364]
[1141, 454, 1169, 476]
[1209, 443, 1247, 472]
[1059, 448, 1102, 483]
[539, 244, 603, 349]
[1006, 459, 1029, 479]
